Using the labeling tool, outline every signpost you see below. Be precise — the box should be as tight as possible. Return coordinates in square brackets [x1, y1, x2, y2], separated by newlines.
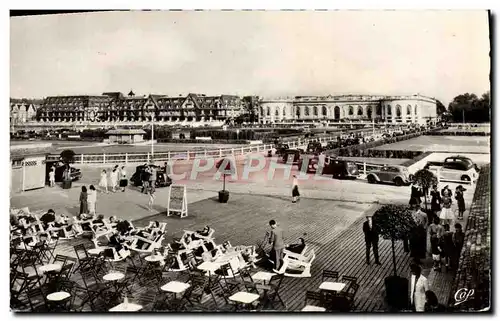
[166, 185, 188, 218]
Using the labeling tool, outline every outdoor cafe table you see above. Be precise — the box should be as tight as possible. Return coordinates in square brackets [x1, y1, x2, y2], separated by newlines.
[109, 302, 143, 312]
[301, 305, 326, 312]
[103, 272, 126, 298]
[319, 282, 346, 292]
[229, 291, 260, 310]
[161, 281, 191, 297]
[252, 271, 276, 284]
[197, 261, 221, 275]
[46, 291, 71, 311]
[88, 248, 104, 256]
[145, 255, 164, 262]
[39, 263, 62, 274]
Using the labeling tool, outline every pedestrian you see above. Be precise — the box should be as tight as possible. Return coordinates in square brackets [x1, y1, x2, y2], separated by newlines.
[79, 186, 89, 215]
[439, 186, 453, 225]
[455, 185, 467, 220]
[49, 168, 56, 187]
[363, 215, 381, 265]
[292, 175, 300, 203]
[268, 219, 285, 271]
[99, 169, 108, 193]
[409, 263, 429, 312]
[148, 185, 156, 212]
[440, 224, 454, 271]
[409, 180, 422, 208]
[451, 223, 465, 270]
[424, 290, 446, 312]
[410, 204, 428, 263]
[119, 166, 128, 192]
[430, 185, 442, 215]
[110, 166, 119, 192]
[87, 185, 97, 215]
[141, 165, 151, 193]
[429, 216, 443, 271]
[150, 165, 157, 189]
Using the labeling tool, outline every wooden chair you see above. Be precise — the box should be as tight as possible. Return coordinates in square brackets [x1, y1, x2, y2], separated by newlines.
[129, 232, 165, 254]
[302, 290, 325, 311]
[26, 287, 49, 312]
[74, 244, 94, 272]
[322, 270, 339, 282]
[256, 273, 286, 309]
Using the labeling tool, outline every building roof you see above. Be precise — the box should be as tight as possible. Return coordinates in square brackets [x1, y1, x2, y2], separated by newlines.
[106, 129, 146, 135]
[10, 148, 51, 160]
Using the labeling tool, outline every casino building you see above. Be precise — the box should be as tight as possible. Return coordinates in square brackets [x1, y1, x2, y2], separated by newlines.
[36, 91, 244, 124]
[258, 94, 437, 125]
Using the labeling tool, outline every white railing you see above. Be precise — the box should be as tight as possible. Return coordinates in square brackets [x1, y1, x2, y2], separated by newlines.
[46, 135, 342, 165]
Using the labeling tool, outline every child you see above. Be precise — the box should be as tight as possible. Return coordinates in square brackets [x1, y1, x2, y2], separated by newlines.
[49, 169, 55, 187]
[148, 186, 156, 212]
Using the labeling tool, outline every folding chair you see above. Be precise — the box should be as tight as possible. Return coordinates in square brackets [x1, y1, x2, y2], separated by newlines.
[216, 263, 240, 293]
[74, 244, 94, 272]
[322, 270, 339, 282]
[256, 273, 286, 309]
[302, 291, 325, 311]
[26, 287, 49, 312]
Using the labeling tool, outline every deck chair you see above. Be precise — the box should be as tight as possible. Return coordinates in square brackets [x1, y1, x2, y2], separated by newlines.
[129, 232, 165, 254]
[283, 244, 308, 258]
[278, 248, 316, 278]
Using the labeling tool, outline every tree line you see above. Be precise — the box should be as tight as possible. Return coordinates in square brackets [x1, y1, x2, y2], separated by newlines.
[437, 91, 490, 123]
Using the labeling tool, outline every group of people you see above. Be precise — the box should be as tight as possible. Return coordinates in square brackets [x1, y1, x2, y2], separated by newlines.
[98, 165, 128, 193]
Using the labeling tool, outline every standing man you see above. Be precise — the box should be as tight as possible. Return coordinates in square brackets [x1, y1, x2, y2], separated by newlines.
[268, 220, 285, 271]
[363, 215, 381, 265]
[149, 165, 157, 190]
[411, 204, 428, 263]
[409, 263, 429, 312]
[141, 164, 151, 193]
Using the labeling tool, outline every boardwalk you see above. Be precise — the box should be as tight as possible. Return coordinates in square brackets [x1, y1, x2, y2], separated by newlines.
[49, 194, 432, 312]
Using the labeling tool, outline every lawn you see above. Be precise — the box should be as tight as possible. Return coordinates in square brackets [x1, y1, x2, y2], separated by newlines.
[373, 136, 490, 153]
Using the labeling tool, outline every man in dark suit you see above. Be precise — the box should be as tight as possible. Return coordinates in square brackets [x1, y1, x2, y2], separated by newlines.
[268, 219, 285, 271]
[363, 215, 381, 265]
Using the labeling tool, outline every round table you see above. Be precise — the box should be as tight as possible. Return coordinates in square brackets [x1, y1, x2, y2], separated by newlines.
[88, 248, 104, 256]
[39, 263, 62, 273]
[47, 291, 71, 301]
[145, 255, 164, 262]
[103, 272, 125, 281]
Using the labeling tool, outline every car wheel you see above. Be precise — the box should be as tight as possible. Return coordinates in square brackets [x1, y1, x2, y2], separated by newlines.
[367, 175, 376, 184]
[461, 175, 471, 183]
[394, 177, 404, 186]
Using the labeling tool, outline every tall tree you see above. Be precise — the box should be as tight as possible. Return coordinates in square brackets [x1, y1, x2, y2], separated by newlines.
[448, 92, 490, 123]
[436, 99, 447, 115]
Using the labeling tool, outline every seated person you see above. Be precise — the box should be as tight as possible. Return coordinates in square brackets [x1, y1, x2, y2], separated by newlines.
[108, 231, 126, 253]
[78, 212, 94, 221]
[40, 209, 56, 230]
[192, 225, 212, 240]
[116, 220, 133, 236]
[92, 214, 105, 226]
[285, 237, 306, 254]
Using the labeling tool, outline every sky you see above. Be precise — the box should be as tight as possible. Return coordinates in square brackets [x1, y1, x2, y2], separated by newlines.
[10, 10, 490, 105]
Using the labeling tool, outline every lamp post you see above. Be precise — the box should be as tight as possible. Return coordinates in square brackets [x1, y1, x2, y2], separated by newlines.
[151, 116, 154, 160]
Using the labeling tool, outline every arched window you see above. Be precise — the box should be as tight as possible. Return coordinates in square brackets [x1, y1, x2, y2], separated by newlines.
[304, 107, 310, 116]
[260, 107, 264, 116]
[322, 106, 327, 116]
[357, 106, 363, 116]
[396, 105, 402, 117]
[414, 105, 418, 115]
[334, 106, 341, 119]
[367, 106, 372, 119]
[283, 108, 286, 116]
[348, 106, 354, 115]
[407, 105, 412, 115]
[275, 108, 280, 116]
[266, 107, 270, 116]
[313, 106, 318, 116]
[376, 105, 382, 115]
[296, 107, 300, 118]
[387, 105, 392, 115]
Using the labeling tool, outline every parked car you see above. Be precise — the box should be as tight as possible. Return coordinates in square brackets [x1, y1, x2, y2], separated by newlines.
[324, 158, 360, 179]
[444, 156, 480, 172]
[46, 161, 82, 183]
[130, 165, 172, 188]
[424, 161, 478, 184]
[281, 149, 303, 165]
[306, 141, 323, 154]
[366, 165, 412, 186]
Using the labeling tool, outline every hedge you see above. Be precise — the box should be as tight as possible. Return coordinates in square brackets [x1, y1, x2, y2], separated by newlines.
[156, 138, 250, 145]
[425, 131, 490, 136]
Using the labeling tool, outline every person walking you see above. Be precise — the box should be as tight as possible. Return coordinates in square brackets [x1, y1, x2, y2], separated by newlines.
[451, 223, 465, 270]
[291, 175, 300, 203]
[141, 165, 151, 194]
[149, 165, 157, 190]
[455, 185, 467, 220]
[409, 263, 430, 312]
[49, 168, 56, 187]
[409, 180, 422, 208]
[110, 166, 119, 193]
[363, 215, 381, 265]
[148, 185, 156, 212]
[410, 205, 428, 263]
[440, 186, 453, 225]
[99, 169, 108, 193]
[79, 186, 89, 215]
[87, 185, 97, 215]
[430, 185, 442, 215]
[429, 216, 443, 271]
[119, 166, 128, 192]
[268, 220, 285, 271]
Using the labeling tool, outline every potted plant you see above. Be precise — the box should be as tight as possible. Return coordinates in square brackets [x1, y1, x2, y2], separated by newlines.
[413, 168, 438, 211]
[216, 158, 235, 203]
[60, 149, 75, 189]
[373, 204, 417, 311]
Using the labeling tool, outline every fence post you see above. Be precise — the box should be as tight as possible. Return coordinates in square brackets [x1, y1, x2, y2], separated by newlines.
[241, 147, 244, 155]
[204, 150, 207, 157]
[187, 151, 191, 161]
[231, 148, 234, 156]
[81, 154, 84, 164]
[219, 149, 222, 157]
[147, 152, 150, 163]
[363, 162, 367, 175]
[103, 153, 106, 164]
[167, 151, 171, 161]
[125, 153, 128, 165]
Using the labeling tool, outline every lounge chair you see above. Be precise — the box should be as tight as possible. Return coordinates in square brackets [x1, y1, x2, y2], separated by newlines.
[276, 248, 316, 278]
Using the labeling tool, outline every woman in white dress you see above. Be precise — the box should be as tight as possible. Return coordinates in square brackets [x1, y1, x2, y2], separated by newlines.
[439, 186, 454, 225]
[99, 169, 108, 193]
[87, 185, 97, 215]
[110, 166, 119, 193]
